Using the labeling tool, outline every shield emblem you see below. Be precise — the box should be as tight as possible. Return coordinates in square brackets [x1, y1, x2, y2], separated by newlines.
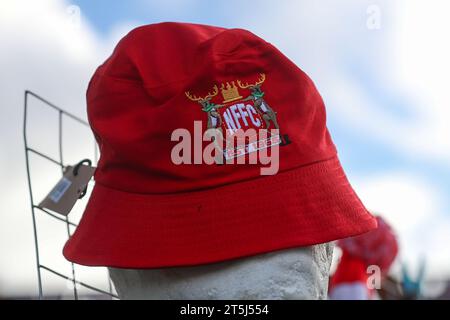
[185, 73, 284, 161]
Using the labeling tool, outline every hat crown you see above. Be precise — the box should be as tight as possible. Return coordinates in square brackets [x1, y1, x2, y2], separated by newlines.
[87, 22, 335, 194]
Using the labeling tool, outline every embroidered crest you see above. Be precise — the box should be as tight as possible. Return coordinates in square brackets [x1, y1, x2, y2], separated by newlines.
[185, 73, 290, 160]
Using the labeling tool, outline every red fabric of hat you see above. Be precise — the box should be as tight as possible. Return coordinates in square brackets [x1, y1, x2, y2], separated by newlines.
[63, 22, 377, 268]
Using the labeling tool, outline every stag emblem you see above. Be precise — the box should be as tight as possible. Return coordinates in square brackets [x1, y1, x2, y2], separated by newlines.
[237, 73, 279, 130]
[185, 85, 225, 133]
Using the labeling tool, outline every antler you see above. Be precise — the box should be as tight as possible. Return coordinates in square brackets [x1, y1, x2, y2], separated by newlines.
[237, 73, 266, 89]
[185, 85, 219, 102]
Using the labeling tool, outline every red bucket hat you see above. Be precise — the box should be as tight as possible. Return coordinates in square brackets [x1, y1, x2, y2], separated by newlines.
[63, 22, 377, 268]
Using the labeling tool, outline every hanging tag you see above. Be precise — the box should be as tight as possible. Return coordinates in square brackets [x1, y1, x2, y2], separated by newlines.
[38, 162, 96, 216]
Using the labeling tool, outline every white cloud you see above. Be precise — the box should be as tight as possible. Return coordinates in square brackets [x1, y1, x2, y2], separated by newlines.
[0, 0, 114, 297]
[353, 172, 450, 279]
[389, 1, 450, 160]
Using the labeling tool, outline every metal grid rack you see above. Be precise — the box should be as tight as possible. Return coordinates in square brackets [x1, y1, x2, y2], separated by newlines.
[23, 90, 118, 299]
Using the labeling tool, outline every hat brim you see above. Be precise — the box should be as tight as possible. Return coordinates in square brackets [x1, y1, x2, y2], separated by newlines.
[63, 156, 377, 268]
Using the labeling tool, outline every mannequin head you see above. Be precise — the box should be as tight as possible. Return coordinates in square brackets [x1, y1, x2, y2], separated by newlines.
[109, 243, 334, 300]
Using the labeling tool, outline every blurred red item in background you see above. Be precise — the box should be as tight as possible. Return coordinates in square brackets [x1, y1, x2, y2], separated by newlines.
[339, 216, 398, 272]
